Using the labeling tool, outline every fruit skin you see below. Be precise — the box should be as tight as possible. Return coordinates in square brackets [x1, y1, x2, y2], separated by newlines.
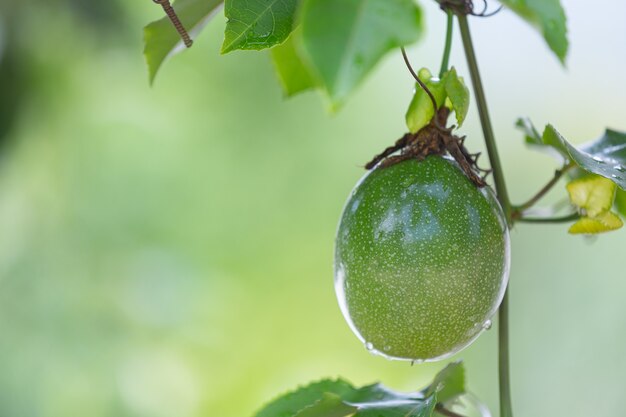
[334, 156, 510, 361]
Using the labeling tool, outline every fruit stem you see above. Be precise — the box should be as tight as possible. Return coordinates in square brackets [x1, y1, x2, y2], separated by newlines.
[456, 14, 512, 223]
[457, 13, 514, 417]
[439, 10, 454, 79]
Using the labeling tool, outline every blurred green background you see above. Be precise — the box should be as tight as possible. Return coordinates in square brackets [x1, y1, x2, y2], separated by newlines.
[0, 1, 625, 416]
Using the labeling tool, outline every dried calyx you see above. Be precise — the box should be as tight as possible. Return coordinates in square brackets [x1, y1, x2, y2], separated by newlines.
[365, 108, 491, 188]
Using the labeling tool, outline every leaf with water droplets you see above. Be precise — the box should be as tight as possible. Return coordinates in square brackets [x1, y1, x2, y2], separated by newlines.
[144, 0, 224, 84]
[516, 121, 626, 190]
[254, 362, 473, 417]
[221, 0, 299, 53]
[499, 0, 568, 64]
[300, 0, 423, 106]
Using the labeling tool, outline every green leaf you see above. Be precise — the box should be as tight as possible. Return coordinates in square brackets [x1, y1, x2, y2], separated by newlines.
[300, 0, 423, 105]
[566, 175, 623, 234]
[405, 68, 447, 133]
[293, 393, 357, 417]
[499, 0, 568, 63]
[255, 362, 473, 417]
[345, 384, 436, 417]
[518, 122, 626, 191]
[406, 68, 470, 133]
[144, 0, 223, 84]
[424, 361, 465, 404]
[443, 68, 470, 128]
[270, 32, 317, 96]
[255, 379, 356, 417]
[221, 0, 299, 53]
[547, 127, 626, 190]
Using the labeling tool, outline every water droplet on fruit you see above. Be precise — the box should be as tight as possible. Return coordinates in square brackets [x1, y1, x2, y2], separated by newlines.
[482, 320, 492, 330]
[365, 342, 374, 351]
[592, 156, 605, 163]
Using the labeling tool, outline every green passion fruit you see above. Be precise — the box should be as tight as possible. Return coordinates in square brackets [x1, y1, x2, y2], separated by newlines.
[334, 156, 510, 361]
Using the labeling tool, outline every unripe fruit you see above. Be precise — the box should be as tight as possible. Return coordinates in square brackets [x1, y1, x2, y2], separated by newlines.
[334, 156, 510, 361]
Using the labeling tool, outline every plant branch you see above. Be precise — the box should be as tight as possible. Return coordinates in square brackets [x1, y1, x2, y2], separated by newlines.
[457, 13, 513, 417]
[513, 163, 575, 215]
[439, 11, 454, 78]
[517, 213, 580, 224]
[457, 15, 512, 223]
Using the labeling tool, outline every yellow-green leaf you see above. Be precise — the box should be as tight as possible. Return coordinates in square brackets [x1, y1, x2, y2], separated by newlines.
[566, 175, 616, 218]
[569, 211, 623, 234]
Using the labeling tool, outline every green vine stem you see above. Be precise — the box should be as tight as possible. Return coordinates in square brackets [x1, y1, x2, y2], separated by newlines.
[457, 13, 514, 417]
[439, 10, 454, 79]
[517, 212, 580, 223]
[457, 15, 512, 221]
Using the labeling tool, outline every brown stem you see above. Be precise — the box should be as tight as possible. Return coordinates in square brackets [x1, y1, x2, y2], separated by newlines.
[401, 47, 440, 122]
[153, 0, 194, 48]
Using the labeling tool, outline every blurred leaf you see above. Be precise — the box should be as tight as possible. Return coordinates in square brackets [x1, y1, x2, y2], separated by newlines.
[405, 68, 446, 133]
[569, 211, 623, 234]
[300, 0, 423, 106]
[221, 0, 299, 53]
[443, 68, 470, 128]
[517, 121, 626, 190]
[0, 31, 24, 143]
[424, 361, 465, 404]
[515, 117, 542, 146]
[144, 0, 223, 83]
[270, 32, 317, 96]
[566, 175, 623, 234]
[500, 0, 568, 63]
